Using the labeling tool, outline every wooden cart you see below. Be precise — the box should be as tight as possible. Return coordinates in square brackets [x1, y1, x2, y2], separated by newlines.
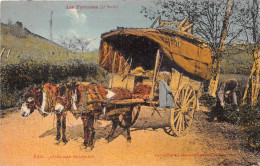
[99, 27, 212, 136]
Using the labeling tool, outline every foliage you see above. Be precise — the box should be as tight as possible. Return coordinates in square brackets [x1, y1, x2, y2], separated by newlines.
[0, 90, 19, 109]
[0, 61, 109, 109]
[221, 44, 254, 75]
[240, 104, 260, 150]
[199, 93, 216, 109]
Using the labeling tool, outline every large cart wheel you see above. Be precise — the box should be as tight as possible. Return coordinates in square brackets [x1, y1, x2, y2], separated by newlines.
[118, 105, 141, 128]
[171, 84, 197, 136]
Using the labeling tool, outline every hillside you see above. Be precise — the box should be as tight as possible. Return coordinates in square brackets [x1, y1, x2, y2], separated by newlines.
[221, 44, 254, 75]
[1, 23, 99, 65]
[0, 22, 108, 109]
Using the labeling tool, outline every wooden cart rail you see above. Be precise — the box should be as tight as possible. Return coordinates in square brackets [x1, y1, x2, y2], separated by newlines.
[70, 99, 146, 116]
[110, 98, 145, 105]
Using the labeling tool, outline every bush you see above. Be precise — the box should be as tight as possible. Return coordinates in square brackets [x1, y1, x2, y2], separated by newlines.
[9, 22, 27, 38]
[0, 60, 109, 109]
[240, 104, 260, 150]
[0, 90, 19, 109]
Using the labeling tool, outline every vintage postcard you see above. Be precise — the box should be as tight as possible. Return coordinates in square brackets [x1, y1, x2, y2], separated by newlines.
[0, 0, 259, 165]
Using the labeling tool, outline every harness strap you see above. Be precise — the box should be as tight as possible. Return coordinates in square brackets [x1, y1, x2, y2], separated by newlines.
[87, 88, 95, 101]
[94, 86, 104, 101]
[43, 84, 58, 113]
[81, 92, 85, 116]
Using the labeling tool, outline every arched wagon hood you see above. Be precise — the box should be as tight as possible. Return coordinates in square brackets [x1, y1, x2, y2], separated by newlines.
[99, 28, 212, 81]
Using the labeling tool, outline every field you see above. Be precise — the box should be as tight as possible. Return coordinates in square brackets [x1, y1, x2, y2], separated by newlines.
[221, 44, 254, 75]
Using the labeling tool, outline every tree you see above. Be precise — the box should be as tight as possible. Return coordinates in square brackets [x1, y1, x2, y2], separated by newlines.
[74, 36, 91, 52]
[208, 0, 232, 97]
[141, 0, 243, 96]
[58, 35, 94, 52]
[142, 0, 241, 51]
[238, 0, 260, 106]
[235, 0, 260, 150]
[59, 37, 76, 51]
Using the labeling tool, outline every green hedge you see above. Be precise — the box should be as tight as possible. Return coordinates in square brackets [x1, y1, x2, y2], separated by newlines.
[0, 61, 109, 109]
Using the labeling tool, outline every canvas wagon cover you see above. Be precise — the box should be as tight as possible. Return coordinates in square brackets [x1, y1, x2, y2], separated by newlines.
[99, 28, 212, 81]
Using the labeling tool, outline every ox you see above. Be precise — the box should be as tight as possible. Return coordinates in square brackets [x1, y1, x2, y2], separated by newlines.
[21, 82, 135, 150]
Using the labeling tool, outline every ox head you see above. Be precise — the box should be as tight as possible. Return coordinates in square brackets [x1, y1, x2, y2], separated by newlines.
[21, 86, 42, 117]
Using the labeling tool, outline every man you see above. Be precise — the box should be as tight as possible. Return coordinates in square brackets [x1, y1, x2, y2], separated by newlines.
[159, 80, 175, 108]
[210, 79, 239, 122]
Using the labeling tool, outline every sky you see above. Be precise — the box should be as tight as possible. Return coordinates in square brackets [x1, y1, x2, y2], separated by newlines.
[1, 1, 155, 51]
[1, 0, 259, 50]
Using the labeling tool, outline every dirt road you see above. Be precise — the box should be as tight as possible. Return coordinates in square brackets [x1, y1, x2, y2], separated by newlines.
[0, 106, 259, 166]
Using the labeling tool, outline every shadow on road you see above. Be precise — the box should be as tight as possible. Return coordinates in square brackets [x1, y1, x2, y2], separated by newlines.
[39, 120, 138, 144]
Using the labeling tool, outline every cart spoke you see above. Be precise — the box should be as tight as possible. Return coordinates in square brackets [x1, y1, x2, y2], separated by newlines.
[174, 108, 181, 113]
[165, 127, 171, 132]
[178, 114, 182, 135]
[174, 111, 182, 123]
[185, 88, 193, 103]
[180, 89, 185, 105]
[183, 86, 191, 103]
[181, 88, 185, 99]
[182, 87, 188, 102]
[176, 114, 180, 134]
[168, 128, 172, 133]
[180, 114, 183, 132]
[176, 113, 181, 131]
[186, 96, 195, 107]
[163, 126, 175, 136]
[169, 127, 172, 132]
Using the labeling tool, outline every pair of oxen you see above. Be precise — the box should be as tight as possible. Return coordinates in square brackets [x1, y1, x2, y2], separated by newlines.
[20, 82, 134, 150]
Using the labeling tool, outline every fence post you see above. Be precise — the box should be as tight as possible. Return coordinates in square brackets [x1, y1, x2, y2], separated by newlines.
[0, 48, 6, 60]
